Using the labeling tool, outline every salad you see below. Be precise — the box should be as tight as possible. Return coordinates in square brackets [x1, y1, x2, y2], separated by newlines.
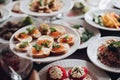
[72, 24, 94, 44]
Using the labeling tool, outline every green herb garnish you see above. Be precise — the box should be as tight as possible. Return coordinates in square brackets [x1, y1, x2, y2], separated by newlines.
[72, 25, 82, 29]
[64, 35, 69, 39]
[26, 27, 35, 34]
[19, 42, 29, 48]
[81, 29, 94, 42]
[53, 44, 60, 48]
[33, 44, 42, 51]
[50, 27, 56, 33]
[39, 0, 44, 6]
[22, 16, 33, 26]
[41, 40, 50, 47]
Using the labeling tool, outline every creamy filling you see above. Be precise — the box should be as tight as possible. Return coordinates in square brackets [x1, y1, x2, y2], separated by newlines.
[49, 67, 63, 79]
[71, 66, 85, 78]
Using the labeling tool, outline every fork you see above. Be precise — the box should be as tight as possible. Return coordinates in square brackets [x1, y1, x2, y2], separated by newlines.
[8, 66, 22, 80]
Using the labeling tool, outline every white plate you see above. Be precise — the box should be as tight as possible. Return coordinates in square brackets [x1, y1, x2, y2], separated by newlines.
[0, 8, 11, 22]
[6, 1, 27, 17]
[58, 0, 89, 19]
[9, 23, 80, 62]
[112, 0, 120, 9]
[20, 0, 73, 17]
[0, 16, 39, 43]
[84, 9, 120, 31]
[39, 59, 111, 80]
[87, 36, 120, 73]
[0, 0, 12, 6]
[52, 19, 101, 49]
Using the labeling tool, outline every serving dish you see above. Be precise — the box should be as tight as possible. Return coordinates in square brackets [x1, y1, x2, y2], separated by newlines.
[39, 59, 111, 80]
[0, 8, 11, 23]
[84, 9, 120, 31]
[87, 36, 120, 73]
[112, 0, 120, 9]
[53, 19, 100, 49]
[20, 0, 73, 17]
[58, 0, 89, 19]
[9, 23, 80, 62]
[6, 1, 27, 17]
[0, 16, 39, 43]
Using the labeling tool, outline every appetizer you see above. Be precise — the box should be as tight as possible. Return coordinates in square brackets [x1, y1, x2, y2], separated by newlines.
[12, 2, 23, 14]
[26, 27, 41, 38]
[29, 44, 50, 58]
[98, 39, 120, 67]
[47, 66, 67, 80]
[15, 32, 32, 42]
[37, 35, 54, 48]
[67, 2, 88, 17]
[72, 24, 94, 44]
[93, 12, 120, 29]
[58, 34, 75, 46]
[15, 41, 30, 52]
[68, 66, 88, 80]
[29, 0, 63, 13]
[0, 16, 33, 40]
[39, 23, 50, 35]
[49, 26, 65, 39]
[51, 43, 69, 55]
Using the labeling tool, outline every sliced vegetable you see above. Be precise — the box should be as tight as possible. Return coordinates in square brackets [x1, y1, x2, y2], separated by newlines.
[19, 42, 29, 48]
[72, 25, 82, 29]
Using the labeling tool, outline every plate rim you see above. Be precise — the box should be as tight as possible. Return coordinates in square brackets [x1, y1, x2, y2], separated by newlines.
[87, 36, 120, 73]
[58, 0, 89, 19]
[84, 8, 120, 31]
[20, 0, 73, 17]
[52, 19, 101, 49]
[9, 23, 80, 62]
[39, 59, 111, 80]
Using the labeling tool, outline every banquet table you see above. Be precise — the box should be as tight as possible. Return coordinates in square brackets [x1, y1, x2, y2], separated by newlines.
[0, 26, 120, 80]
[0, 0, 120, 80]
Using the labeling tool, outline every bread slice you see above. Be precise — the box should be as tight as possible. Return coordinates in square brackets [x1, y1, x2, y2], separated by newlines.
[51, 43, 69, 55]
[15, 41, 30, 52]
[57, 34, 75, 46]
[28, 45, 51, 58]
[49, 26, 66, 39]
[15, 32, 32, 42]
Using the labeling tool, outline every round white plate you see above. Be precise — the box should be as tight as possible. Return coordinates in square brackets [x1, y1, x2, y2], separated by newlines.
[112, 0, 120, 9]
[87, 36, 120, 73]
[6, 1, 27, 17]
[0, 8, 11, 22]
[58, 0, 89, 19]
[52, 19, 101, 49]
[9, 23, 80, 62]
[84, 9, 120, 31]
[20, 0, 73, 17]
[39, 59, 111, 80]
[0, 16, 39, 43]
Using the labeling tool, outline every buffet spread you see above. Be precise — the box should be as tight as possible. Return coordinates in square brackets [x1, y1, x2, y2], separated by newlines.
[0, 0, 120, 80]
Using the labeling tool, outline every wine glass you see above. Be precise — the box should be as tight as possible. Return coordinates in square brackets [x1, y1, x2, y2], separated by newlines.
[0, 43, 33, 79]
